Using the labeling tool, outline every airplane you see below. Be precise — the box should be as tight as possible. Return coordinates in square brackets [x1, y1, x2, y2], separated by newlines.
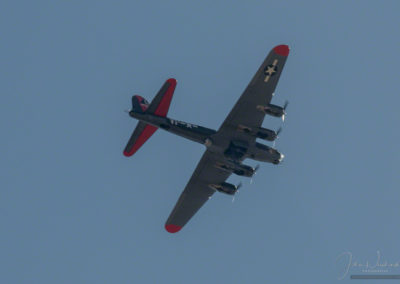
[123, 44, 290, 233]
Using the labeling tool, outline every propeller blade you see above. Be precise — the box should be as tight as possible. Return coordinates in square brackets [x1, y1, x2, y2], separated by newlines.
[273, 128, 282, 148]
[250, 165, 260, 184]
[232, 182, 242, 203]
[282, 100, 289, 121]
[124, 109, 131, 114]
[283, 100, 289, 110]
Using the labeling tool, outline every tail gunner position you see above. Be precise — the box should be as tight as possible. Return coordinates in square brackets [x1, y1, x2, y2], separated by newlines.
[123, 45, 290, 233]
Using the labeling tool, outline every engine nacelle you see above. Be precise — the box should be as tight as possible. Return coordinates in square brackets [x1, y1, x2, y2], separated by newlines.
[247, 142, 284, 164]
[257, 104, 285, 118]
[215, 162, 255, 177]
[209, 182, 238, 195]
[256, 127, 278, 141]
[233, 164, 255, 177]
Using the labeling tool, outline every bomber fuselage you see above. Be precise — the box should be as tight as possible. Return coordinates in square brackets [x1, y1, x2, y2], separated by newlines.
[129, 111, 283, 165]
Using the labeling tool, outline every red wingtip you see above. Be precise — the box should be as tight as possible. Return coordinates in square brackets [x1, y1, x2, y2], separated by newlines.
[123, 150, 132, 157]
[166, 78, 177, 85]
[273, 45, 290, 56]
[165, 224, 182, 233]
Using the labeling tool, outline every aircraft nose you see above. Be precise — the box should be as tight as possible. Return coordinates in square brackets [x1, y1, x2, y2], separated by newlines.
[279, 153, 285, 161]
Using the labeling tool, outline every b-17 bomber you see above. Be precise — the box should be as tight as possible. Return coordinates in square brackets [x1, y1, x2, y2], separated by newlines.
[123, 45, 291, 233]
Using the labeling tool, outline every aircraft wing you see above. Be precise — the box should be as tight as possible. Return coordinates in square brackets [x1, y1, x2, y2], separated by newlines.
[218, 45, 290, 142]
[165, 150, 231, 233]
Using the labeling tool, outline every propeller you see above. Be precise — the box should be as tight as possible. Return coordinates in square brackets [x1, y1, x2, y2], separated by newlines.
[232, 182, 243, 203]
[250, 165, 260, 184]
[282, 100, 289, 121]
[276, 126, 283, 136]
[124, 109, 131, 114]
[273, 127, 282, 148]
[283, 100, 289, 109]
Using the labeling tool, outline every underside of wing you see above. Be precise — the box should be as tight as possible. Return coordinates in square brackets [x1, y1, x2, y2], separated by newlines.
[165, 150, 231, 233]
[218, 45, 290, 142]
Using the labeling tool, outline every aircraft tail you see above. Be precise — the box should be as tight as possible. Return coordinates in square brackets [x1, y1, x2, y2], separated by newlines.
[146, 78, 176, 117]
[123, 121, 158, 157]
[123, 78, 177, 157]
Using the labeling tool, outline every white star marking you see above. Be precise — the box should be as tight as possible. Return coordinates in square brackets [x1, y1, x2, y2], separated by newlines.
[265, 66, 276, 76]
[264, 59, 279, 83]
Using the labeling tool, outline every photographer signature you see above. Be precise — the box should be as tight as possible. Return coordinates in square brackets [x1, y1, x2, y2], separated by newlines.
[336, 251, 400, 280]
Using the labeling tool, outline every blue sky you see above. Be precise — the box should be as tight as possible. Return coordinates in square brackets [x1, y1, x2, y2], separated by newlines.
[1, 1, 400, 283]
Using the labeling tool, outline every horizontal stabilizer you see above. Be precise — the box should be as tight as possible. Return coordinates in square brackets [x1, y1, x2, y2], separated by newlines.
[146, 78, 176, 117]
[123, 121, 157, 157]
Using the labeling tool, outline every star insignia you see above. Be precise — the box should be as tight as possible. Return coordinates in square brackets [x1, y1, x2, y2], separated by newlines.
[264, 64, 277, 76]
